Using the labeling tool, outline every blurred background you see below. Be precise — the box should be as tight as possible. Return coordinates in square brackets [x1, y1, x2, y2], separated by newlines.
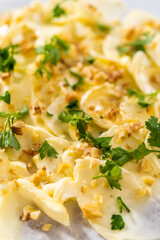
[0, 0, 159, 17]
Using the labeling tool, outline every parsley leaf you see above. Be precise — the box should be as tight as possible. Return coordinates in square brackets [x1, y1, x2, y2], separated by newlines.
[0, 91, 11, 104]
[110, 215, 125, 230]
[111, 147, 134, 166]
[52, 4, 66, 18]
[0, 45, 19, 72]
[38, 140, 58, 160]
[117, 197, 130, 213]
[67, 70, 84, 90]
[35, 36, 70, 78]
[59, 100, 93, 136]
[47, 111, 54, 117]
[96, 22, 111, 32]
[145, 116, 160, 148]
[86, 55, 95, 64]
[117, 32, 155, 56]
[93, 160, 122, 190]
[16, 106, 29, 120]
[128, 88, 160, 108]
[0, 107, 29, 150]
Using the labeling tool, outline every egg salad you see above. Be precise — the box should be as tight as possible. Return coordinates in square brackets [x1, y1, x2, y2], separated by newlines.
[0, 0, 160, 239]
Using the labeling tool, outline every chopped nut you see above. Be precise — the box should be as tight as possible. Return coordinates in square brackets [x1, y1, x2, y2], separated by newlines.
[82, 203, 102, 219]
[42, 223, 52, 232]
[108, 70, 123, 83]
[143, 177, 154, 186]
[20, 205, 41, 221]
[81, 185, 88, 193]
[90, 179, 98, 189]
[1, 72, 11, 80]
[136, 188, 147, 199]
[94, 71, 108, 83]
[11, 121, 25, 135]
[65, 92, 78, 103]
[138, 159, 153, 173]
[105, 107, 120, 120]
[94, 194, 103, 205]
[30, 99, 41, 115]
[125, 28, 136, 41]
[23, 143, 41, 156]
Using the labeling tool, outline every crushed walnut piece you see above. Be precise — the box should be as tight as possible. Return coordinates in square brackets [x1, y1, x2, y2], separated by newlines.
[30, 99, 41, 115]
[11, 121, 25, 135]
[104, 107, 120, 120]
[23, 143, 41, 156]
[20, 205, 41, 221]
[42, 223, 52, 232]
[82, 203, 102, 219]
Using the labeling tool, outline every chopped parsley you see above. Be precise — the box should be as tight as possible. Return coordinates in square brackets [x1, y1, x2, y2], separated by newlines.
[117, 32, 155, 56]
[86, 55, 95, 64]
[0, 106, 29, 150]
[110, 215, 125, 230]
[65, 70, 84, 90]
[35, 36, 70, 78]
[117, 197, 130, 213]
[128, 88, 160, 108]
[38, 140, 58, 160]
[52, 4, 66, 18]
[93, 160, 122, 190]
[47, 111, 54, 117]
[0, 44, 18, 72]
[58, 100, 93, 135]
[96, 22, 111, 32]
[146, 116, 160, 148]
[0, 91, 11, 104]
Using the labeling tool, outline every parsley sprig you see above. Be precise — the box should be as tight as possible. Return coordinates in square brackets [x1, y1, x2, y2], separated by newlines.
[93, 160, 122, 190]
[146, 116, 160, 148]
[74, 116, 160, 189]
[52, 4, 66, 18]
[58, 100, 93, 134]
[117, 32, 155, 56]
[35, 36, 70, 78]
[0, 44, 19, 72]
[128, 88, 160, 108]
[0, 106, 29, 150]
[117, 197, 130, 213]
[38, 140, 58, 160]
[110, 215, 125, 230]
[110, 197, 130, 230]
[65, 70, 84, 90]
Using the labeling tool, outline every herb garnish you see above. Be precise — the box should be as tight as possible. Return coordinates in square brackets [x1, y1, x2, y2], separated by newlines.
[0, 44, 19, 72]
[93, 160, 122, 190]
[146, 116, 160, 148]
[35, 36, 70, 78]
[110, 215, 125, 230]
[58, 100, 93, 134]
[65, 71, 84, 90]
[96, 22, 111, 32]
[117, 32, 155, 56]
[0, 106, 29, 150]
[47, 111, 54, 117]
[0, 91, 11, 104]
[117, 197, 130, 213]
[38, 140, 58, 160]
[86, 55, 95, 64]
[52, 4, 66, 18]
[128, 88, 160, 108]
